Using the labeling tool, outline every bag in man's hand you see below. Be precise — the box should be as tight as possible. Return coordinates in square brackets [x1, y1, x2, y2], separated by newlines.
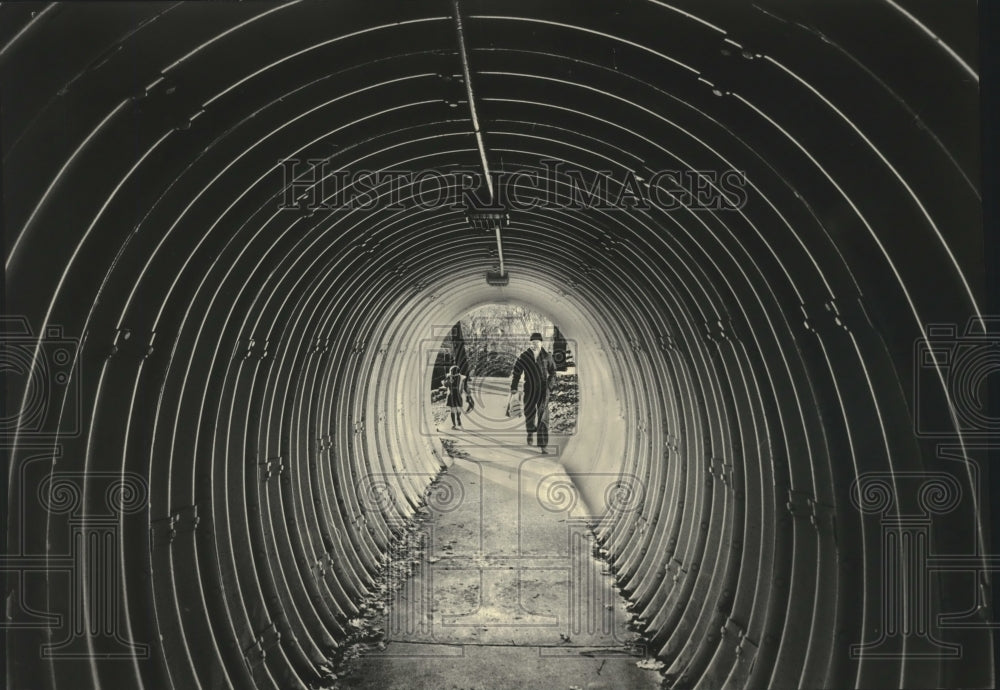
[505, 395, 522, 418]
[465, 395, 475, 413]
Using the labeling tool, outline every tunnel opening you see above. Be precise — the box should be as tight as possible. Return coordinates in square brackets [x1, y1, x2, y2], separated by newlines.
[426, 301, 580, 445]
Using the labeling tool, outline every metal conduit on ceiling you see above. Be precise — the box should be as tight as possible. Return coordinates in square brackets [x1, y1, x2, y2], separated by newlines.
[1, 1, 993, 689]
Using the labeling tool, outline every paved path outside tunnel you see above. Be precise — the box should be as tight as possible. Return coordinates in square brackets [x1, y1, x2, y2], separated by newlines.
[339, 378, 660, 689]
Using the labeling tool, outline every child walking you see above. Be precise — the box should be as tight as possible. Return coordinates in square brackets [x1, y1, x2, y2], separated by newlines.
[441, 365, 470, 430]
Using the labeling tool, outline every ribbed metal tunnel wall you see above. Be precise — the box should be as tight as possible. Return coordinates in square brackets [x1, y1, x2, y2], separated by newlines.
[2, 2, 992, 689]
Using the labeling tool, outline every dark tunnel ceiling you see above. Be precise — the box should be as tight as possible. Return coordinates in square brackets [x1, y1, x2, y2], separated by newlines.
[1, 2, 992, 690]
[1, 0, 984, 326]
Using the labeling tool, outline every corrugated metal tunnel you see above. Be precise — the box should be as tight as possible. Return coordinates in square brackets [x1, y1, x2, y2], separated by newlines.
[2, 1, 994, 689]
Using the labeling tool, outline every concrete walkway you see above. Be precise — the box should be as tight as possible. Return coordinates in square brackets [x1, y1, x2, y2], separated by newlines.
[338, 380, 661, 689]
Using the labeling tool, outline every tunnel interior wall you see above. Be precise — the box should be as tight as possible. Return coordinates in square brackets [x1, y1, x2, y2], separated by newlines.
[2, 2, 992, 690]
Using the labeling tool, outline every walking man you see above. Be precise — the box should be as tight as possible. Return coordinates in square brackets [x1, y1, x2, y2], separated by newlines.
[508, 332, 558, 453]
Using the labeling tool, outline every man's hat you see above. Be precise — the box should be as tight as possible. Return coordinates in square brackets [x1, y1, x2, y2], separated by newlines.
[530, 332, 543, 341]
